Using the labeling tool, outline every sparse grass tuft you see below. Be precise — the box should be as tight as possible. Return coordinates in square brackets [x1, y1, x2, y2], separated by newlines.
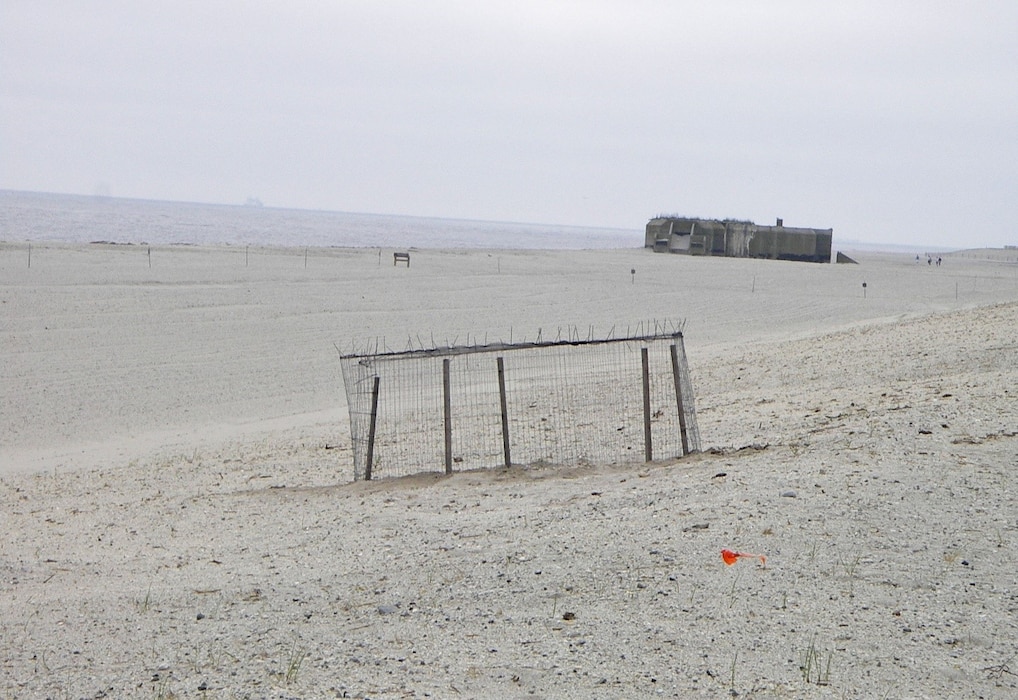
[728, 569, 742, 608]
[280, 642, 307, 686]
[843, 550, 862, 595]
[800, 633, 833, 685]
[729, 650, 739, 690]
[152, 677, 176, 699]
[137, 583, 154, 613]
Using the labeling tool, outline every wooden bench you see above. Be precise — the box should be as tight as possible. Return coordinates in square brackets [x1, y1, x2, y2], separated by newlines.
[393, 251, 410, 267]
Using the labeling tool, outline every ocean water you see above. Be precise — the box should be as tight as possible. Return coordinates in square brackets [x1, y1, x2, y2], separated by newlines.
[0, 190, 640, 250]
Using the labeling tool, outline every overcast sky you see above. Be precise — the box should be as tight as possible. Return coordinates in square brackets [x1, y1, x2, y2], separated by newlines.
[2, 2, 1016, 247]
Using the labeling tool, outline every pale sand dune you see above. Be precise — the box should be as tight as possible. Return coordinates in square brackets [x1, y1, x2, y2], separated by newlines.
[1, 242, 1017, 697]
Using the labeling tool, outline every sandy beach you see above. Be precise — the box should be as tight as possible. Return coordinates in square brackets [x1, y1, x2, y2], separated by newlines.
[2, 242, 1017, 697]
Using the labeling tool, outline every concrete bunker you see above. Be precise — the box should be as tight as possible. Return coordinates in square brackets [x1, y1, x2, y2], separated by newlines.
[646, 216, 833, 263]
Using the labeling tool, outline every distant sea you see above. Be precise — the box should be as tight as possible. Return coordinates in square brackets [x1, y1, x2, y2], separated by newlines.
[0, 190, 640, 250]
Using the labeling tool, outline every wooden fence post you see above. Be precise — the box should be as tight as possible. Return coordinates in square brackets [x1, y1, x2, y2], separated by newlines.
[443, 358, 453, 474]
[642, 347, 652, 462]
[670, 343, 690, 456]
[497, 356, 511, 467]
[365, 375, 381, 480]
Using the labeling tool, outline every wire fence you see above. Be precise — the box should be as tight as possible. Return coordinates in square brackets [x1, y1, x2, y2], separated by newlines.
[340, 331, 700, 481]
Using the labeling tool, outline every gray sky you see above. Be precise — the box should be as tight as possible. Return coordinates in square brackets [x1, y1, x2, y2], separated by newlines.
[3, 1, 1016, 248]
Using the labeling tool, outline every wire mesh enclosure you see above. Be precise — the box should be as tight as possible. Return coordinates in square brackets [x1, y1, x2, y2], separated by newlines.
[340, 332, 700, 481]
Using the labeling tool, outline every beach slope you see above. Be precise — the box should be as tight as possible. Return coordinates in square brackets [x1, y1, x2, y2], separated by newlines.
[1, 243, 1016, 697]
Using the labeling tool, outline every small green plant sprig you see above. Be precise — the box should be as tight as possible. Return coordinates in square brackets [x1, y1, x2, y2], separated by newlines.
[800, 633, 832, 686]
[282, 642, 307, 686]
